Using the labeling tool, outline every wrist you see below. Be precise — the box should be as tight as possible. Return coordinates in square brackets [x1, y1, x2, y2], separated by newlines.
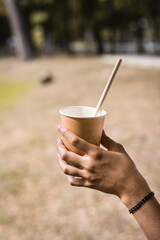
[120, 173, 151, 209]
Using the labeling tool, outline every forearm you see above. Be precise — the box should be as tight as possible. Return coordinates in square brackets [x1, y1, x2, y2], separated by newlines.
[121, 176, 160, 240]
[57, 128, 160, 239]
[133, 196, 160, 240]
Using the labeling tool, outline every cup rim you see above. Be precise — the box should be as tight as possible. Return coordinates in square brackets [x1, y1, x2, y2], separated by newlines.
[59, 106, 107, 119]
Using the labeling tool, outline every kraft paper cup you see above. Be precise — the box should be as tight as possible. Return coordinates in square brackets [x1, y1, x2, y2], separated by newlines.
[59, 106, 106, 155]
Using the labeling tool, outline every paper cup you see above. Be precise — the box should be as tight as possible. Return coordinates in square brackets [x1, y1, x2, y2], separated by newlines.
[59, 106, 106, 155]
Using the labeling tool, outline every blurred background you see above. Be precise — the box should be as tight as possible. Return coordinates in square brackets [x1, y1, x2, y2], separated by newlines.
[0, 0, 160, 58]
[0, 1, 160, 240]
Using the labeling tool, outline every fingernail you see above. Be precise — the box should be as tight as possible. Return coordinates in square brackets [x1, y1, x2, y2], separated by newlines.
[57, 138, 60, 143]
[57, 125, 63, 132]
[57, 154, 60, 159]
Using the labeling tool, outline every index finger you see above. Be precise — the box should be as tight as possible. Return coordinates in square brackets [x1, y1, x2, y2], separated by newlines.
[57, 125, 94, 154]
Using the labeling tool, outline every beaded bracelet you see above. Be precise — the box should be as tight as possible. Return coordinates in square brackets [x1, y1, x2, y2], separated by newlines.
[129, 192, 154, 214]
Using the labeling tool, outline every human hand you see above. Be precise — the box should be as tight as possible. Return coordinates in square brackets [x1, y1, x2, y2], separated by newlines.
[57, 126, 150, 209]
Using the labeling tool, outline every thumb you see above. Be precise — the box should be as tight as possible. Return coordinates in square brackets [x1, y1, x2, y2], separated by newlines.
[101, 130, 125, 153]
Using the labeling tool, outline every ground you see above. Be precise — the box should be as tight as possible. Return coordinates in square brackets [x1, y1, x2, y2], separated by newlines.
[0, 56, 160, 240]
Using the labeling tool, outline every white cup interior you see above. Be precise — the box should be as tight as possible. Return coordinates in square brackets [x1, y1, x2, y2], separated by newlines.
[60, 106, 106, 119]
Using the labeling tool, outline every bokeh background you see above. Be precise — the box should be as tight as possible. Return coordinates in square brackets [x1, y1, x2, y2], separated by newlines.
[0, 1, 160, 240]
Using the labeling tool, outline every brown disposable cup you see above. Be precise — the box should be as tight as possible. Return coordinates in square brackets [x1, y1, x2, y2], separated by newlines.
[59, 106, 106, 155]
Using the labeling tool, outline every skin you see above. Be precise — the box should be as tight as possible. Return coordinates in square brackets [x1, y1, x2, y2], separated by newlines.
[57, 125, 160, 240]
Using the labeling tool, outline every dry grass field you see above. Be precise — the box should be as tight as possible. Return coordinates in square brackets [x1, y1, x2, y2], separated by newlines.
[0, 56, 160, 240]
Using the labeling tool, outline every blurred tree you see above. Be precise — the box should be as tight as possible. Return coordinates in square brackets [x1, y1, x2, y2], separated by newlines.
[20, 0, 73, 54]
[1, 0, 159, 57]
[5, 0, 35, 59]
[78, 0, 105, 54]
[50, 0, 72, 53]
[141, 0, 160, 53]
[0, 1, 11, 47]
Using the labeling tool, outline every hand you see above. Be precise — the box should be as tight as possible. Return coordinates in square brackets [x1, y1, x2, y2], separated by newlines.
[57, 126, 160, 240]
[56, 126, 150, 209]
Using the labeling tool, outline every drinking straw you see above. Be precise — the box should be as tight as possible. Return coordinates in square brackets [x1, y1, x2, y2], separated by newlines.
[94, 58, 122, 116]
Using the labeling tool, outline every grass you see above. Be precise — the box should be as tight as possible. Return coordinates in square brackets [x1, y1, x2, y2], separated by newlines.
[0, 56, 159, 240]
[0, 213, 15, 225]
[0, 164, 28, 196]
[0, 79, 36, 110]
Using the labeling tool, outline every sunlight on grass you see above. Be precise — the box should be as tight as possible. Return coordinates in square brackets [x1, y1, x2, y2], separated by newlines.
[0, 80, 36, 110]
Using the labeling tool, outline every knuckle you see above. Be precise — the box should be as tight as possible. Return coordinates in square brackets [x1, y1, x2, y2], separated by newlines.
[70, 182, 75, 186]
[85, 161, 97, 173]
[71, 137, 79, 146]
[86, 181, 95, 188]
[61, 151, 68, 160]
[68, 177, 76, 186]
[69, 179, 75, 186]
[85, 173, 95, 181]
[85, 162, 94, 171]
[91, 150, 103, 160]
[63, 166, 69, 175]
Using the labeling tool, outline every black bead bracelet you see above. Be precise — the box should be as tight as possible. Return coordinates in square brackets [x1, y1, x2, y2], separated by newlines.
[129, 192, 154, 214]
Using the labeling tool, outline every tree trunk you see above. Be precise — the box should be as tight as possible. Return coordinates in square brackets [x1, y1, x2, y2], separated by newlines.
[136, 27, 144, 54]
[84, 28, 94, 54]
[5, 0, 35, 59]
[43, 22, 53, 55]
[93, 27, 104, 54]
[61, 0, 71, 54]
[109, 33, 115, 54]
